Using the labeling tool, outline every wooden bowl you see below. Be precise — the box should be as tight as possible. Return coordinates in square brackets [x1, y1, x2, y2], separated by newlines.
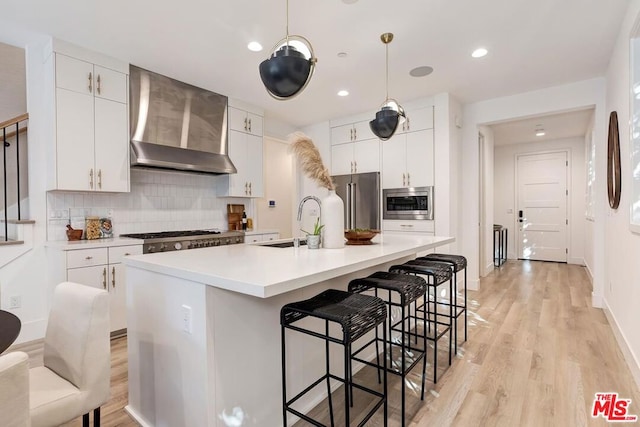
[66, 229, 83, 241]
[344, 229, 379, 245]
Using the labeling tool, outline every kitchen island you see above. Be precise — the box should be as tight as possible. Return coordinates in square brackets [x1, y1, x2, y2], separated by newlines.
[123, 234, 454, 427]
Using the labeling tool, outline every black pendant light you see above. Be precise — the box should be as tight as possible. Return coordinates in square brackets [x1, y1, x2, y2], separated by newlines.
[370, 33, 406, 140]
[259, 0, 317, 100]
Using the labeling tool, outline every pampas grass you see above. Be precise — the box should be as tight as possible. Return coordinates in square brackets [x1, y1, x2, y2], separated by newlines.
[289, 132, 335, 191]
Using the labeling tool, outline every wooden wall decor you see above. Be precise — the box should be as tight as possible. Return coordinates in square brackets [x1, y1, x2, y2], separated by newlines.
[608, 111, 621, 209]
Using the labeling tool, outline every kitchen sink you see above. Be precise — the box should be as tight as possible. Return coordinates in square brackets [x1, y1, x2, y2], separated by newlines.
[260, 239, 307, 248]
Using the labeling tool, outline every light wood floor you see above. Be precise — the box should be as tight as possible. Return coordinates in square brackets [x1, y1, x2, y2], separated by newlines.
[12, 260, 640, 426]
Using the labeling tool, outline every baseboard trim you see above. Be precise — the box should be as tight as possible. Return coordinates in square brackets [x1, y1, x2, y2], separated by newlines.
[124, 406, 153, 427]
[603, 300, 640, 391]
[14, 318, 46, 345]
[585, 262, 594, 285]
[468, 278, 480, 291]
[592, 292, 604, 308]
[568, 257, 585, 266]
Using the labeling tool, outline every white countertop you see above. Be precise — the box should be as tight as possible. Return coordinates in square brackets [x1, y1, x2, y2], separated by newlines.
[45, 237, 143, 250]
[243, 229, 280, 236]
[124, 234, 454, 298]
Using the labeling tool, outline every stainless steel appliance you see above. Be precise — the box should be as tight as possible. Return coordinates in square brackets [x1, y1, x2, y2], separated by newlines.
[120, 230, 244, 253]
[332, 172, 380, 230]
[383, 186, 434, 220]
[129, 65, 236, 174]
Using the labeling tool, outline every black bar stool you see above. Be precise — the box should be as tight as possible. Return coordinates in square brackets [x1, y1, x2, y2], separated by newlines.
[348, 271, 427, 426]
[419, 253, 468, 353]
[389, 260, 453, 383]
[281, 289, 388, 426]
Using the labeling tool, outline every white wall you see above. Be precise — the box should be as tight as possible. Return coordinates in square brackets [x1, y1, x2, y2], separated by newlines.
[461, 78, 607, 294]
[256, 137, 294, 238]
[479, 126, 495, 277]
[602, 0, 640, 387]
[493, 137, 587, 265]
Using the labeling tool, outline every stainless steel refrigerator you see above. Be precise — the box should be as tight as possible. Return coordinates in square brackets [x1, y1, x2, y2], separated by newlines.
[332, 172, 380, 230]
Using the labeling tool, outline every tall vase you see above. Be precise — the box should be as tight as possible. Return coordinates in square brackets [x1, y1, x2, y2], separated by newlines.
[321, 189, 345, 248]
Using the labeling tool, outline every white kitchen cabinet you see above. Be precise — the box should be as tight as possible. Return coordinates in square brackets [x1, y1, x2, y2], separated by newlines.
[331, 120, 375, 145]
[396, 106, 434, 134]
[220, 130, 263, 197]
[245, 232, 280, 243]
[229, 106, 263, 136]
[51, 52, 129, 192]
[219, 104, 264, 198]
[331, 138, 380, 175]
[64, 244, 142, 333]
[382, 129, 434, 188]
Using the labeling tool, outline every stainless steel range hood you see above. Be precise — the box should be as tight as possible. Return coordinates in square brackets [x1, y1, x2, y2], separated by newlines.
[129, 65, 236, 174]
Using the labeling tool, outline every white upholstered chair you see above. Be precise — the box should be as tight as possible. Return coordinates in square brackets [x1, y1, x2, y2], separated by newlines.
[29, 282, 110, 427]
[0, 351, 30, 427]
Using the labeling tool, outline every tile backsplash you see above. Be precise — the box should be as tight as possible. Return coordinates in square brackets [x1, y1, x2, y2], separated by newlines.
[47, 169, 251, 241]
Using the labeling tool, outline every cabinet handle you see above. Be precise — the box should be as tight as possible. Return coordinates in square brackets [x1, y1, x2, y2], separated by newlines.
[96, 74, 101, 95]
[245, 182, 248, 195]
[353, 128, 357, 140]
[124, 253, 131, 256]
[248, 118, 252, 133]
[85, 256, 93, 260]
[354, 161, 357, 173]
[402, 173, 406, 187]
[102, 267, 107, 290]
[89, 169, 94, 189]
[98, 169, 102, 189]
[112, 266, 116, 288]
[400, 224, 415, 228]
[407, 172, 410, 187]
[249, 182, 252, 195]
[244, 117, 248, 131]
[88, 72, 92, 93]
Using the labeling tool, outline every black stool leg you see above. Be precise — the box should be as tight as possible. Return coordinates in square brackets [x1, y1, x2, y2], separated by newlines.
[464, 267, 468, 342]
[375, 288, 381, 384]
[453, 269, 458, 355]
[401, 302, 406, 427]
[281, 325, 288, 427]
[83, 413, 89, 427]
[325, 320, 335, 426]
[94, 408, 100, 427]
[344, 341, 350, 426]
[433, 284, 438, 384]
[421, 289, 427, 400]
[448, 276, 453, 366]
[383, 318, 388, 427]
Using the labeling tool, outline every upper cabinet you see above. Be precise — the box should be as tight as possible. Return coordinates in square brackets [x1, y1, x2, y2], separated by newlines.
[48, 46, 130, 192]
[382, 129, 434, 189]
[331, 120, 375, 144]
[330, 119, 380, 175]
[218, 104, 264, 197]
[395, 106, 434, 134]
[228, 106, 263, 136]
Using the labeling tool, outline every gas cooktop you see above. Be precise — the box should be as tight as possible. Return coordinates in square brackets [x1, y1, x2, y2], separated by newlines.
[120, 229, 244, 253]
[121, 230, 222, 239]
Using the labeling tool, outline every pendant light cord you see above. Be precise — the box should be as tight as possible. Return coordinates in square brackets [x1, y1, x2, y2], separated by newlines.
[285, 0, 290, 45]
[385, 42, 389, 102]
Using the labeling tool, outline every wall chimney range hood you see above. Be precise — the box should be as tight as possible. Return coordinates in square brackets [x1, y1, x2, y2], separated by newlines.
[129, 65, 236, 174]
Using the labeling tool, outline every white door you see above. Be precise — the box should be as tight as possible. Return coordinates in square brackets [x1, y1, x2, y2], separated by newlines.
[331, 143, 354, 175]
[381, 134, 406, 188]
[517, 151, 568, 262]
[227, 130, 248, 196]
[246, 134, 264, 197]
[353, 138, 380, 173]
[94, 97, 129, 192]
[406, 129, 434, 187]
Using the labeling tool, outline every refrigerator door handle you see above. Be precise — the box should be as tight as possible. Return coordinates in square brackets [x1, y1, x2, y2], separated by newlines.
[349, 182, 357, 230]
[346, 183, 352, 230]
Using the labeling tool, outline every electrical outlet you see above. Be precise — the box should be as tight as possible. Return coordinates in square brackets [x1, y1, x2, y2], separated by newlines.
[181, 304, 192, 334]
[9, 295, 21, 309]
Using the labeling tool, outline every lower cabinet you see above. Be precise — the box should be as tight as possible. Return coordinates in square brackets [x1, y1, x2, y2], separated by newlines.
[245, 232, 280, 243]
[65, 244, 142, 333]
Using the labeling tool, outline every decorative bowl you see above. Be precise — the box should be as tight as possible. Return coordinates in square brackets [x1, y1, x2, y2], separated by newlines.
[344, 229, 380, 245]
[66, 228, 83, 241]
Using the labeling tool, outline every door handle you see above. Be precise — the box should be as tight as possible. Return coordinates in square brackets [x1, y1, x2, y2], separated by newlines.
[518, 210, 523, 223]
[112, 266, 116, 288]
[102, 268, 107, 290]
[350, 183, 356, 228]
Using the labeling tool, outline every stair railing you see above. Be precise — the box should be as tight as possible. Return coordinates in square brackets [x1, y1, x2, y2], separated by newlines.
[1, 113, 28, 241]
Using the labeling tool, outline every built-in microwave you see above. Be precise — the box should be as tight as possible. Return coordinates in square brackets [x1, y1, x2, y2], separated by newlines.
[383, 186, 434, 220]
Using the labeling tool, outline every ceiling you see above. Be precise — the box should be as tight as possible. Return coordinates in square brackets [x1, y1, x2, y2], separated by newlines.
[491, 108, 594, 146]
[0, 0, 630, 128]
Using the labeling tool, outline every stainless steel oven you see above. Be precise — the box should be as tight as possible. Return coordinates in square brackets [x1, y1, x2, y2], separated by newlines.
[383, 186, 434, 220]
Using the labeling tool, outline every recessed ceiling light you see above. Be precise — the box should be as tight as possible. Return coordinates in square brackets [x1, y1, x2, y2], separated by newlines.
[471, 47, 488, 58]
[247, 41, 263, 52]
[410, 66, 434, 77]
[337, 90, 349, 97]
[337, 52, 348, 58]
